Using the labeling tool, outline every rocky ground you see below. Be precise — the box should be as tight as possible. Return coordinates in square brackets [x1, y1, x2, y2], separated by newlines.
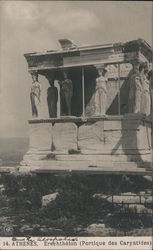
[0, 173, 152, 237]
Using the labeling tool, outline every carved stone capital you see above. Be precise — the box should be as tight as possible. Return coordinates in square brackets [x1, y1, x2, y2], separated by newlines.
[131, 59, 141, 72]
[29, 70, 39, 81]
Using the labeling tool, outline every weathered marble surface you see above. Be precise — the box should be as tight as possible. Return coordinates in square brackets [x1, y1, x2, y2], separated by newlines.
[52, 123, 78, 153]
[78, 121, 105, 152]
[29, 123, 52, 152]
[21, 123, 52, 165]
[78, 119, 151, 153]
[21, 115, 152, 169]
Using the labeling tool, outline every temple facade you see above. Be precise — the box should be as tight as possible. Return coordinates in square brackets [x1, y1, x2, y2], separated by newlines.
[20, 39, 153, 175]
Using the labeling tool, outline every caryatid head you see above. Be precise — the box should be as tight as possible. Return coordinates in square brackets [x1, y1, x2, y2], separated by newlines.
[31, 71, 38, 82]
[139, 62, 149, 74]
[49, 79, 55, 86]
[98, 67, 107, 77]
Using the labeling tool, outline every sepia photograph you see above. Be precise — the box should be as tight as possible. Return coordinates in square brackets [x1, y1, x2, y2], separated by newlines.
[0, 0, 152, 248]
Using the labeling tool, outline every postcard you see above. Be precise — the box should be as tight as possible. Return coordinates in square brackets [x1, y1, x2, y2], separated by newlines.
[0, 1, 152, 249]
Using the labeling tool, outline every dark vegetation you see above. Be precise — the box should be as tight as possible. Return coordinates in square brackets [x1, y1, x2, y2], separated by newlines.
[0, 138, 152, 236]
[0, 173, 152, 236]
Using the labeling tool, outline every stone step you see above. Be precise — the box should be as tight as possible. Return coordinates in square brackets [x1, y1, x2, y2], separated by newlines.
[26, 149, 151, 155]
[24, 154, 129, 162]
[56, 155, 127, 161]
[55, 154, 151, 162]
[23, 159, 148, 169]
[79, 149, 151, 155]
[23, 151, 152, 163]
[24, 165, 151, 176]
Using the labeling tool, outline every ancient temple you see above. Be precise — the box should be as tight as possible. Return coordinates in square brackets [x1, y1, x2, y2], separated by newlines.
[21, 39, 153, 175]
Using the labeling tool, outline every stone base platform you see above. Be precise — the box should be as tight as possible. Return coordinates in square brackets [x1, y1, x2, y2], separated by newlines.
[20, 114, 152, 175]
[19, 164, 152, 176]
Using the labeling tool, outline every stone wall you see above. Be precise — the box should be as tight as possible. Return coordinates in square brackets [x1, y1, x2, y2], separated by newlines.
[21, 115, 152, 168]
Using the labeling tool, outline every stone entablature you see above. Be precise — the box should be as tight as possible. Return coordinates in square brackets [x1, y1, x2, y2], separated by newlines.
[24, 39, 152, 71]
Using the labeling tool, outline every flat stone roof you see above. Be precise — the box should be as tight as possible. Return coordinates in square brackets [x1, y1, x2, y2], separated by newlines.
[24, 39, 152, 57]
[24, 39, 153, 72]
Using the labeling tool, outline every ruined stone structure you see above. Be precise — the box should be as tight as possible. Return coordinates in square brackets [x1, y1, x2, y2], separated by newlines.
[21, 39, 153, 174]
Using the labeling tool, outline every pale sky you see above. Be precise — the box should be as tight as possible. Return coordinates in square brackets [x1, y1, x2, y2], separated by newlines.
[0, 1, 152, 137]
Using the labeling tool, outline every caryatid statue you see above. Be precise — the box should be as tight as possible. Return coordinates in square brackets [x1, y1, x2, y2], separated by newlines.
[47, 79, 58, 118]
[30, 71, 41, 118]
[141, 66, 151, 116]
[148, 68, 153, 117]
[60, 71, 73, 116]
[148, 67, 153, 90]
[95, 67, 108, 115]
[128, 61, 144, 114]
